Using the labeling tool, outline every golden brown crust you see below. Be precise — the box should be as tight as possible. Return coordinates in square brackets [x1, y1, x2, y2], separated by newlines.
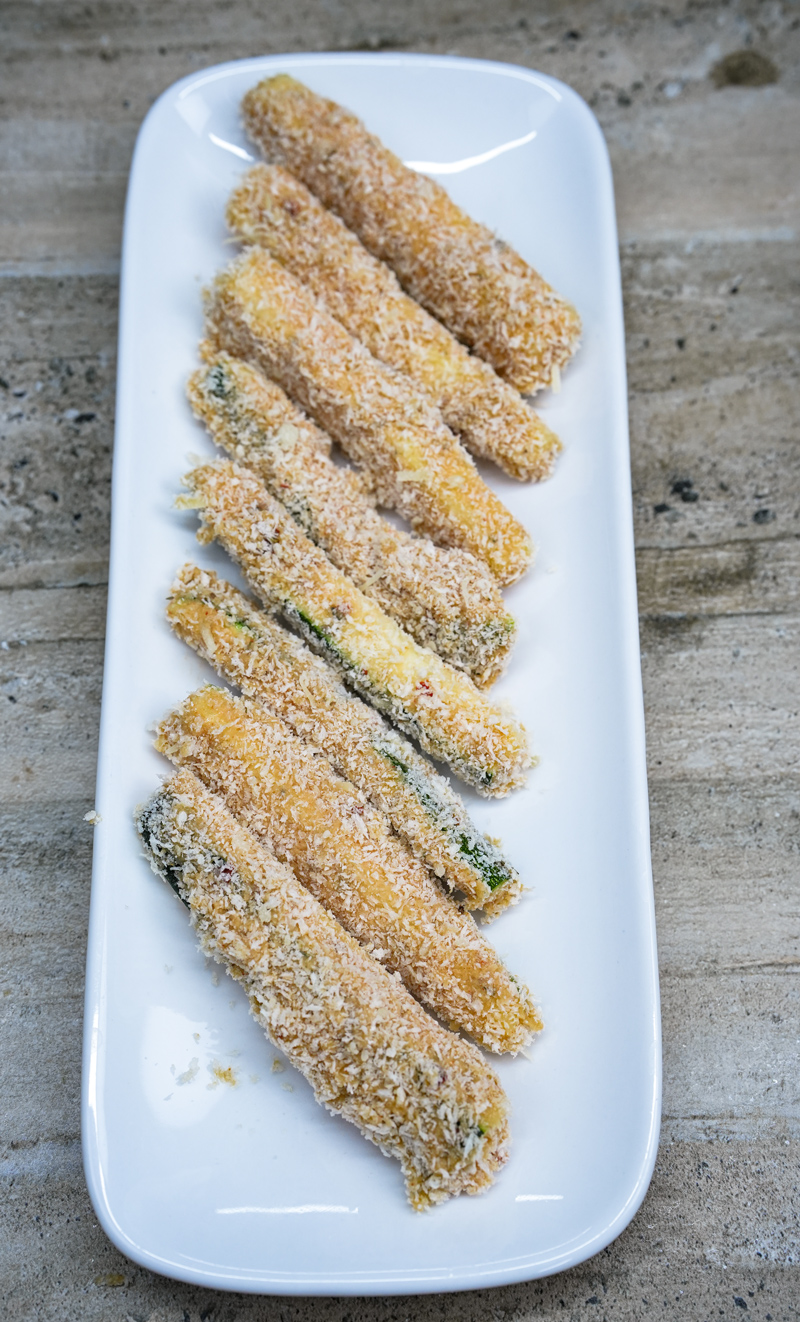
[187, 351, 516, 686]
[226, 164, 562, 481]
[179, 460, 532, 795]
[168, 564, 524, 912]
[204, 247, 534, 585]
[136, 769, 511, 1209]
[241, 75, 581, 394]
[155, 689, 542, 1053]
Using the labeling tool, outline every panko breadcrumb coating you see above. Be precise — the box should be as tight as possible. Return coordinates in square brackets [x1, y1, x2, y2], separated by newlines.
[178, 460, 532, 795]
[155, 688, 542, 1053]
[226, 164, 562, 482]
[188, 351, 516, 687]
[241, 74, 581, 394]
[168, 564, 523, 915]
[136, 769, 511, 1210]
[204, 247, 533, 585]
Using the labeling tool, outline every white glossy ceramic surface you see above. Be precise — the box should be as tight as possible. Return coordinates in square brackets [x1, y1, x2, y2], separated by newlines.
[82, 53, 661, 1294]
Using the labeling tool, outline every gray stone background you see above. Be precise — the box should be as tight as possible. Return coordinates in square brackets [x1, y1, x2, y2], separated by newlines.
[1, 1, 798, 1318]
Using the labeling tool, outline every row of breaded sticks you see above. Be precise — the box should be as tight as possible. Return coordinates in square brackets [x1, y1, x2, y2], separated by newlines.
[138, 771, 513, 1212]
[139, 74, 580, 1209]
[142, 554, 537, 1209]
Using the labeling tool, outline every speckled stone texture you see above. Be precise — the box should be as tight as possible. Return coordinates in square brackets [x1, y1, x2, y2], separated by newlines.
[1, 1, 799, 1318]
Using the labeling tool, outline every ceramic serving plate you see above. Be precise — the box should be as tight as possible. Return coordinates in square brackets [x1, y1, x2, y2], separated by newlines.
[82, 52, 660, 1294]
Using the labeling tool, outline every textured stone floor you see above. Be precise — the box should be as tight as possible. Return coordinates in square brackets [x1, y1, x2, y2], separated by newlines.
[1, 1, 799, 1318]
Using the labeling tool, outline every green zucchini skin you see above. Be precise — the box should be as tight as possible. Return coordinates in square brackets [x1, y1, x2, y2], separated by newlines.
[373, 737, 514, 894]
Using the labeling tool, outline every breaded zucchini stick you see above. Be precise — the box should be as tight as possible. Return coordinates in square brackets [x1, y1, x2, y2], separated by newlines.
[241, 75, 581, 394]
[204, 248, 533, 585]
[168, 564, 522, 917]
[178, 460, 531, 795]
[136, 770, 511, 1209]
[226, 164, 561, 482]
[155, 688, 541, 1053]
[188, 352, 515, 687]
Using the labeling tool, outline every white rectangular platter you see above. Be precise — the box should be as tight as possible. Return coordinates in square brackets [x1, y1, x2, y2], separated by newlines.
[82, 52, 661, 1294]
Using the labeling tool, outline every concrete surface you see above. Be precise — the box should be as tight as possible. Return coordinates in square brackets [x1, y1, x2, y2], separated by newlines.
[1, 1, 799, 1318]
